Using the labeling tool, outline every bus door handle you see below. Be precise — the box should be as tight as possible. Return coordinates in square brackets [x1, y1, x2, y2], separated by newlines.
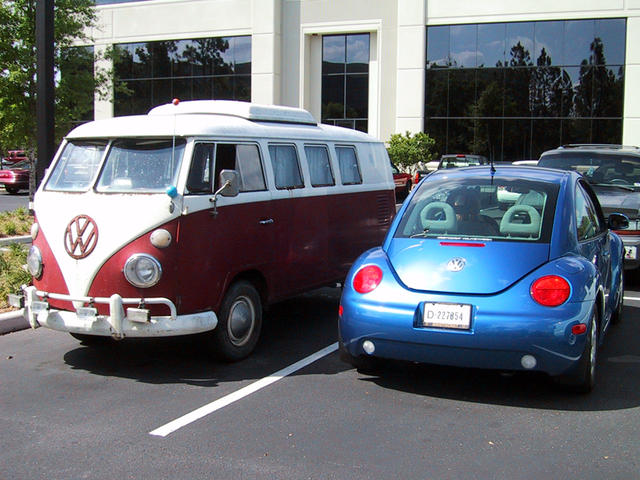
[259, 218, 274, 225]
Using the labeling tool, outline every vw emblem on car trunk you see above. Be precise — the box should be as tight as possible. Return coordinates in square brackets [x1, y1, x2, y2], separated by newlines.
[447, 257, 466, 272]
[64, 215, 98, 259]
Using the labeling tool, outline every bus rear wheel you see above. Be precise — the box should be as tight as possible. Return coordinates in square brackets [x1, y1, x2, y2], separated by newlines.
[209, 281, 262, 362]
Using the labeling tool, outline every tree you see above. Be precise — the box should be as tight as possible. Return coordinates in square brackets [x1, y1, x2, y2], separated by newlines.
[387, 131, 438, 168]
[0, 0, 100, 154]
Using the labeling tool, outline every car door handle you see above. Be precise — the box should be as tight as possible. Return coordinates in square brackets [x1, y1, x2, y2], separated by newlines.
[259, 218, 274, 225]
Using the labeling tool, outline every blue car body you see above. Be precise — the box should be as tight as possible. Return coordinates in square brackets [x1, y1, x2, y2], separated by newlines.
[339, 166, 625, 391]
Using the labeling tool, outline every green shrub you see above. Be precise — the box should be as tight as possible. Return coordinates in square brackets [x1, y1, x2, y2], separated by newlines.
[0, 207, 33, 237]
[387, 131, 438, 168]
[0, 243, 31, 309]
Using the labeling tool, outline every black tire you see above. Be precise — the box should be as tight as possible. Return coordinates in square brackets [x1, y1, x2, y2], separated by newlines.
[557, 309, 598, 393]
[403, 180, 412, 197]
[69, 332, 112, 346]
[5, 186, 20, 195]
[209, 281, 262, 362]
[611, 268, 624, 325]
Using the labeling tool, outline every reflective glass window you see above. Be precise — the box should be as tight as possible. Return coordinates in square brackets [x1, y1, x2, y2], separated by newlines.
[534, 21, 564, 66]
[478, 23, 505, 68]
[427, 26, 450, 67]
[113, 36, 251, 116]
[506, 23, 534, 67]
[565, 20, 595, 66]
[450, 24, 477, 68]
[322, 34, 369, 131]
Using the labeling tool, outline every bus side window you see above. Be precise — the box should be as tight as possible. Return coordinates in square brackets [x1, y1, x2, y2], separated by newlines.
[187, 143, 213, 194]
[269, 144, 304, 190]
[336, 146, 362, 185]
[305, 145, 335, 187]
[213, 144, 266, 192]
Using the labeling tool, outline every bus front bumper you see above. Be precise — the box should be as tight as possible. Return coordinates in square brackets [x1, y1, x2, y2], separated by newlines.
[17, 285, 218, 339]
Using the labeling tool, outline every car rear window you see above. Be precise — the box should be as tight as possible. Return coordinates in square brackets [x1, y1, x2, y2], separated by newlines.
[539, 152, 640, 189]
[395, 176, 559, 242]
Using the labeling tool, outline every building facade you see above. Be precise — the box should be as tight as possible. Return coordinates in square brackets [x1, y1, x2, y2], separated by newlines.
[89, 0, 640, 160]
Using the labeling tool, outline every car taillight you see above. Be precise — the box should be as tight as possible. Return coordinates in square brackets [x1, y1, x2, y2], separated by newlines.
[414, 172, 420, 184]
[530, 275, 571, 307]
[353, 265, 383, 294]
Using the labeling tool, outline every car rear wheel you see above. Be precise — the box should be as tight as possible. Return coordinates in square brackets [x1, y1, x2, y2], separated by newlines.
[557, 309, 598, 393]
[5, 186, 20, 194]
[208, 281, 262, 362]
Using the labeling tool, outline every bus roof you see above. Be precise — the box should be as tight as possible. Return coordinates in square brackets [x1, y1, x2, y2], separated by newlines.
[66, 101, 378, 144]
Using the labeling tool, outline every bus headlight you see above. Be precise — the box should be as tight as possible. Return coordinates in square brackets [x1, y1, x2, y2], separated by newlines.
[123, 254, 162, 288]
[27, 245, 43, 278]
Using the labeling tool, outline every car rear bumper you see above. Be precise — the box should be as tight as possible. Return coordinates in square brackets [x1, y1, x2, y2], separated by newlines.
[339, 293, 593, 377]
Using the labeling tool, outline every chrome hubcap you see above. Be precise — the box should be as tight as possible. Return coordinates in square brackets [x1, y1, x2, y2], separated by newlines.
[227, 296, 255, 347]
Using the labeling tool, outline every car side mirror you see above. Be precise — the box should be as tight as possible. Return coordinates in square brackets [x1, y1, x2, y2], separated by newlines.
[218, 169, 240, 197]
[608, 212, 629, 230]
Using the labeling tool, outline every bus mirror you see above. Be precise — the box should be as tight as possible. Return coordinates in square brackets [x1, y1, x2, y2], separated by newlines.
[219, 170, 240, 197]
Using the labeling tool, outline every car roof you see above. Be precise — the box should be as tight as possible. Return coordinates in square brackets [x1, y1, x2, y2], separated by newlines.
[541, 144, 640, 157]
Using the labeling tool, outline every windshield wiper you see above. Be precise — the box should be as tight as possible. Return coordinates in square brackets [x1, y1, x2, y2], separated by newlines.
[591, 183, 636, 192]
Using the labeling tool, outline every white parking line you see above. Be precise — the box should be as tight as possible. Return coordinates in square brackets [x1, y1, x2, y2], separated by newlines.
[149, 342, 338, 437]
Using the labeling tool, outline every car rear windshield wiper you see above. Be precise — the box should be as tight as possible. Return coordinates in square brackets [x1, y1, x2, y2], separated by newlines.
[591, 183, 636, 192]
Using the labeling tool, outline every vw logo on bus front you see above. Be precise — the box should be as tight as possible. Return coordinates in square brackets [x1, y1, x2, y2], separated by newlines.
[64, 215, 99, 259]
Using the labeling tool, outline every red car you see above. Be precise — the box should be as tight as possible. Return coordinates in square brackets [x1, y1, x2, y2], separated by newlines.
[3, 150, 28, 166]
[0, 159, 30, 194]
[390, 163, 412, 199]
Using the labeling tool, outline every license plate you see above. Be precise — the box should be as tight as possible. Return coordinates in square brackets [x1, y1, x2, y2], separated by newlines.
[624, 246, 637, 260]
[422, 302, 472, 330]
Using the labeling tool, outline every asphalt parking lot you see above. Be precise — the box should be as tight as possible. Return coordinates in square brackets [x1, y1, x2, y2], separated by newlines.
[2, 283, 640, 479]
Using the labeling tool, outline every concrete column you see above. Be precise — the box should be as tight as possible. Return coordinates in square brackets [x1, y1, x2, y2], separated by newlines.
[395, 0, 426, 134]
[251, 0, 282, 105]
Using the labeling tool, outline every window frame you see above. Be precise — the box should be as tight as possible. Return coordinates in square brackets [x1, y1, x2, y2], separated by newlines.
[335, 145, 363, 185]
[304, 144, 335, 188]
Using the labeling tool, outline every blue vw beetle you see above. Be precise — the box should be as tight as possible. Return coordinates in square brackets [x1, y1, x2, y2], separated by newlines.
[339, 166, 628, 392]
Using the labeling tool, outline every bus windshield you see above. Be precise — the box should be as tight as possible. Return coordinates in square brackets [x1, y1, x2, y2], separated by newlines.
[96, 138, 185, 193]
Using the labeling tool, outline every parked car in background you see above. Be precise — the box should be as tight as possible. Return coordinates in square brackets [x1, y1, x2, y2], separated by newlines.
[339, 165, 627, 392]
[512, 159, 539, 166]
[438, 153, 488, 169]
[2, 150, 28, 167]
[0, 159, 30, 194]
[538, 144, 640, 270]
[390, 163, 412, 200]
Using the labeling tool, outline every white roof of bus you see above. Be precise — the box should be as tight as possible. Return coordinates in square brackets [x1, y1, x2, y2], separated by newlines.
[66, 100, 378, 144]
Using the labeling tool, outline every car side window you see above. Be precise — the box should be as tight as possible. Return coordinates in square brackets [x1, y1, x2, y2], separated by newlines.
[576, 184, 602, 241]
[305, 145, 335, 187]
[269, 144, 304, 189]
[336, 146, 362, 185]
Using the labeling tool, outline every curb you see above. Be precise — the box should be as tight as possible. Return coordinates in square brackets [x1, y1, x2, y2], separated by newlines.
[0, 235, 31, 247]
[0, 309, 29, 335]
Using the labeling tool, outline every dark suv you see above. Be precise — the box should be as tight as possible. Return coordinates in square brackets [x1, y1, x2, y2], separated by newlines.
[538, 144, 640, 269]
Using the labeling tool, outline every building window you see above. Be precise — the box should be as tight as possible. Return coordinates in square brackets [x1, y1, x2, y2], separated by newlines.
[322, 34, 369, 132]
[113, 36, 251, 116]
[425, 19, 626, 161]
[59, 46, 95, 130]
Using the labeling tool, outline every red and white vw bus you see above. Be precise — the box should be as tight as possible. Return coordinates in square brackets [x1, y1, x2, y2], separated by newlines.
[18, 100, 395, 360]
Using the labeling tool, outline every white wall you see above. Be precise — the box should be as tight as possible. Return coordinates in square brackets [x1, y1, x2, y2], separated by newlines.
[89, 0, 640, 145]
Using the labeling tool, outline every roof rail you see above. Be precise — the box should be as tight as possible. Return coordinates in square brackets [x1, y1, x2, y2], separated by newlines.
[148, 100, 318, 126]
[558, 144, 640, 150]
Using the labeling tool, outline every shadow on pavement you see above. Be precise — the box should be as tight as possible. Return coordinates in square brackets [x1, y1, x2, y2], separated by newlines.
[62, 287, 349, 386]
[357, 303, 640, 412]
